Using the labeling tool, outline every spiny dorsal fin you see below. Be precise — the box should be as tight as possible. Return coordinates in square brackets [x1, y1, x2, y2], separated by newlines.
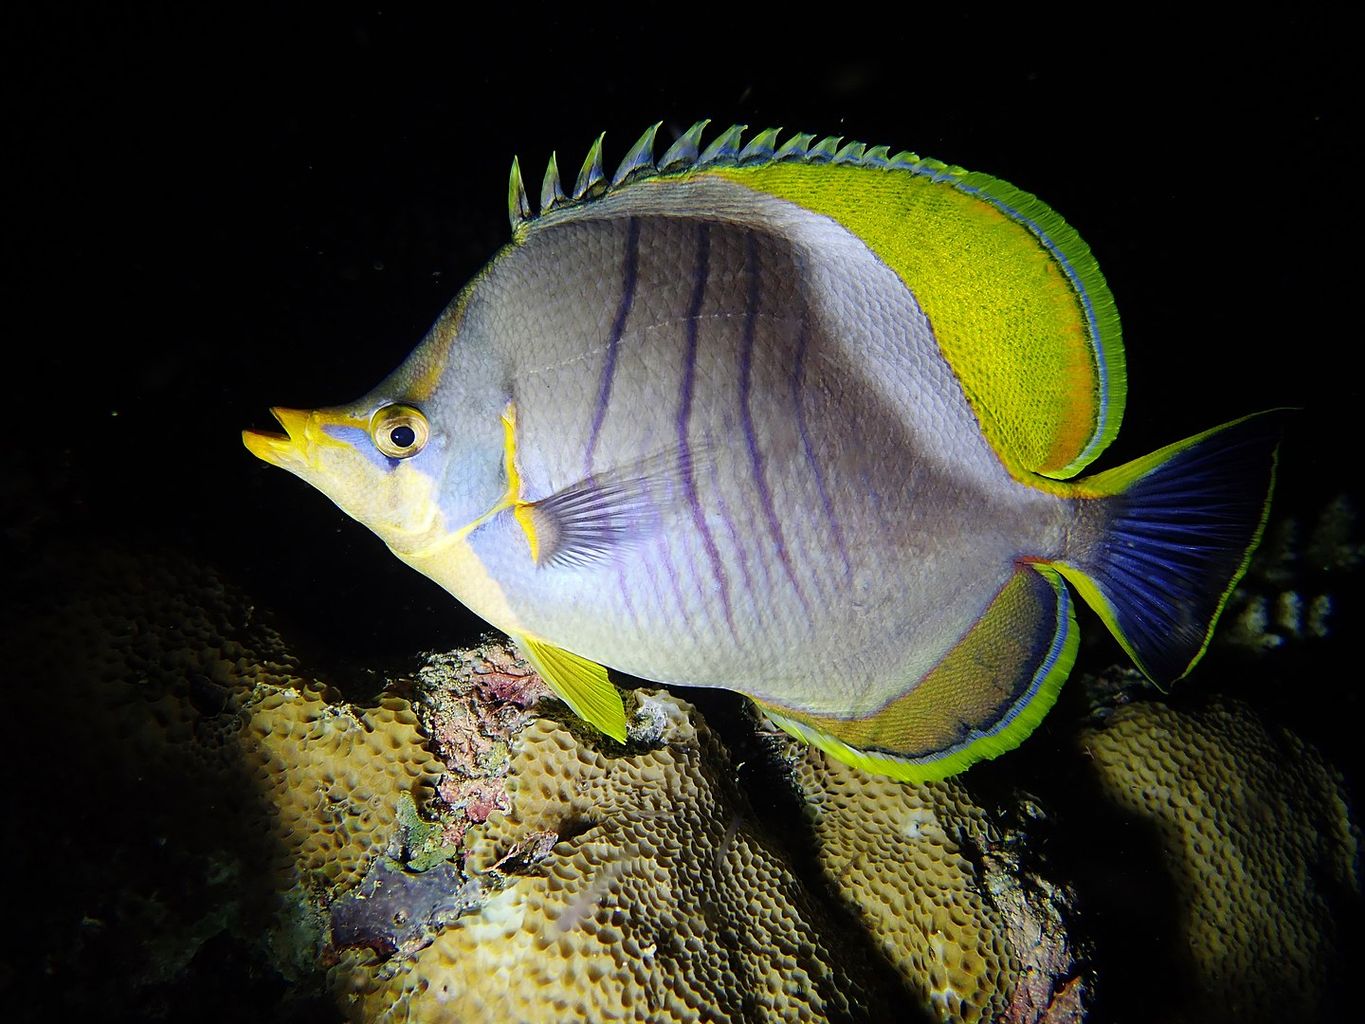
[611, 121, 660, 187]
[658, 119, 710, 172]
[506, 120, 975, 233]
[697, 123, 746, 166]
[504, 121, 1126, 484]
[738, 126, 781, 164]
[807, 135, 842, 163]
[541, 151, 567, 213]
[507, 156, 530, 232]
[573, 133, 606, 201]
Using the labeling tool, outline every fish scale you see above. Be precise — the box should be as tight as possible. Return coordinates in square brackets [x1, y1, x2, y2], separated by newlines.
[493, 214, 849, 674]
[483, 208, 1005, 702]
[245, 121, 1282, 780]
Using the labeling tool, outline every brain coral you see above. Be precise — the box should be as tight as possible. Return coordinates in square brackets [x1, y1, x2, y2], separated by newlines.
[1078, 693, 1360, 1023]
[332, 693, 907, 1023]
[36, 534, 1353, 1024]
[788, 746, 1085, 1024]
[6, 543, 443, 1018]
[238, 684, 443, 897]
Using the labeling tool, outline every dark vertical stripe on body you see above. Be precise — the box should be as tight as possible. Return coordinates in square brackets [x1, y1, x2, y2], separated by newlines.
[613, 563, 640, 631]
[584, 217, 640, 473]
[657, 543, 708, 647]
[678, 224, 736, 635]
[740, 233, 810, 614]
[705, 451, 757, 600]
[791, 309, 851, 578]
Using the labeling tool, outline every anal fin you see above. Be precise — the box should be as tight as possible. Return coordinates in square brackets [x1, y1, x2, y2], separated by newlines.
[515, 633, 627, 742]
[758, 565, 1077, 781]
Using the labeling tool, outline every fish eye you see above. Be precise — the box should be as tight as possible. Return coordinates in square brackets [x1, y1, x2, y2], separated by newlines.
[370, 404, 429, 458]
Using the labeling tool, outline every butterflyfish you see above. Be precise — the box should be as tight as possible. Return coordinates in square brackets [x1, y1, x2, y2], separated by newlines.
[244, 122, 1281, 781]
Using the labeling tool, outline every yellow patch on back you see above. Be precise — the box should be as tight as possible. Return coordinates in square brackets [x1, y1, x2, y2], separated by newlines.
[711, 162, 1123, 479]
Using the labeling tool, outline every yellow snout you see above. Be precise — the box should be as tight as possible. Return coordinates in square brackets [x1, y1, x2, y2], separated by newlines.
[242, 407, 314, 470]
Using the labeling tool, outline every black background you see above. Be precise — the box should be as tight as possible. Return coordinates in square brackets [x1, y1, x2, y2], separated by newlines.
[7, 9, 1355, 666]
[4, 8, 1359, 1020]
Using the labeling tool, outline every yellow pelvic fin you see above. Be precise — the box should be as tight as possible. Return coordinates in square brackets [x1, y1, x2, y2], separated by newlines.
[757, 565, 1077, 781]
[515, 632, 627, 743]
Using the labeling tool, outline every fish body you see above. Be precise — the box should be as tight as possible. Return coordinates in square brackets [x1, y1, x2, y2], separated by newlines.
[245, 123, 1281, 780]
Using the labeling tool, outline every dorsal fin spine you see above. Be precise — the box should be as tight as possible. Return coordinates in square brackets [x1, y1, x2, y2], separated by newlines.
[774, 132, 815, 161]
[834, 140, 867, 165]
[738, 127, 781, 164]
[658, 119, 711, 172]
[508, 156, 530, 231]
[541, 152, 567, 212]
[573, 133, 606, 201]
[697, 123, 746, 166]
[862, 145, 891, 168]
[611, 121, 661, 187]
[510, 122, 1023, 246]
[807, 135, 842, 163]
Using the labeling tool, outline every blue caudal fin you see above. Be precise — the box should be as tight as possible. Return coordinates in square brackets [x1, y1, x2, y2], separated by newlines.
[1051, 411, 1286, 683]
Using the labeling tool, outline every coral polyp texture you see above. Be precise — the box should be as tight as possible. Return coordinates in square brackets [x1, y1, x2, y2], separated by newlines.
[7, 544, 448, 1016]
[788, 749, 1084, 1024]
[1078, 694, 1360, 1023]
[240, 686, 443, 895]
[11, 538, 1358, 1023]
[332, 694, 905, 1023]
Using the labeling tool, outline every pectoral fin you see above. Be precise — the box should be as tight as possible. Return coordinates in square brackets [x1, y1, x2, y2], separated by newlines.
[520, 445, 708, 567]
[515, 633, 627, 742]
[521, 475, 659, 567]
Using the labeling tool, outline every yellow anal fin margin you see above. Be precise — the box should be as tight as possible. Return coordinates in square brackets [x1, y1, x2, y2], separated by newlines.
[758, 565, 1077, 781]
[515, 632, 627, 742]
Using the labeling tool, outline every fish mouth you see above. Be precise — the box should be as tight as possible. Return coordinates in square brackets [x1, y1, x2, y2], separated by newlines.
[242, 407, 311, 469]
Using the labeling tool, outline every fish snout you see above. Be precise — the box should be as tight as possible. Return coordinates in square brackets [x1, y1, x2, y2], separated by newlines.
[242, 406, 313, 469]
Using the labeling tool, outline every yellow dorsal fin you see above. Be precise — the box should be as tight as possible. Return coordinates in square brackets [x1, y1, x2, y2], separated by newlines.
[713, 159, 1124, 479]
[508, 122, 1124, 480]
[515, 633, 627, 742]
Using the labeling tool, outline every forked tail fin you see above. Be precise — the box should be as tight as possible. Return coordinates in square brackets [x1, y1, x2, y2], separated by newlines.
[1051, 412, 1286, 682]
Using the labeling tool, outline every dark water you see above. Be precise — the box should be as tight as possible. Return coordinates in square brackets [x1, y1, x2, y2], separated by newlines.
[5, 10, 1358, 1022]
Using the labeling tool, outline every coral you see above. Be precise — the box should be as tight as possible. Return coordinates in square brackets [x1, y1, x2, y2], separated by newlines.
[1220, 494, 1358, 652]
[23, 538, 1353, 1024]
[237, 684, 444, 896]
[6, 544, 442, 1019]
[787, 747, 1085, 1024]
[330, 693, 906, 1023]
[1078, 695, 1360, 1023]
